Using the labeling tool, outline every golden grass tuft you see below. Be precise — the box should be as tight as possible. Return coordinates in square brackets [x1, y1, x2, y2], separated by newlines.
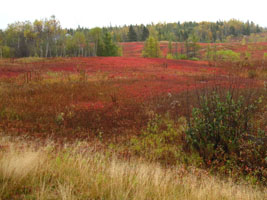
[0, 141, 266, 200]
[0, 150, 42, 180]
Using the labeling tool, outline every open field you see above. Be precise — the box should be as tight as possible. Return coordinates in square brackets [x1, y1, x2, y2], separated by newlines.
[0, 41, 266, 199]
[1, 56, 258, 140]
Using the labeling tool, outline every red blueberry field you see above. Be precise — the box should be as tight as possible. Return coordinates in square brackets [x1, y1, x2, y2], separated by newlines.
[0, 43, 265, 141]
[0, 41, 266, 140]
[0, 41, 266, 197]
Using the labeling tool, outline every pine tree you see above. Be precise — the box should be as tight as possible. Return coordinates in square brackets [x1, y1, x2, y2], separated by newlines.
[141, 26, 149, 41]
[127, 25, 137, 42]
[102, 32, 118, 56]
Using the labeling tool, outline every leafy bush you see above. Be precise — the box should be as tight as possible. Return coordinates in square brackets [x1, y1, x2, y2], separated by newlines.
[216, 50, 240, 62]
[207, 50, 240, 63]
[1, 46, 14, 58]
[130, 115, 199, 165]
[190, 57, 199, 61]
[186, 91, 266, 182]
[166, 53, 174, 59]
[176, 54, 187, 60]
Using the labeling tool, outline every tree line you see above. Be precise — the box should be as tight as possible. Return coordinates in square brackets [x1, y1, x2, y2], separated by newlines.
[0, 16, 121, 58]
[0, 16, 264, 58]
[106, 19, 264, 43]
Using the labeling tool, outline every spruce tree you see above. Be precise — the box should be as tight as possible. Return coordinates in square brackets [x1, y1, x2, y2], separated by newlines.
[97, 32, 118, 56]
[127, 25, 137, 42]
[141, 26, 149, 41]
[103, 32, 118, 56]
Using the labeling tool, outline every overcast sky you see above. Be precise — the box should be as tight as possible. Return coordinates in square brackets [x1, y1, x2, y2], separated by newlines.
[1, 0, 267, 29]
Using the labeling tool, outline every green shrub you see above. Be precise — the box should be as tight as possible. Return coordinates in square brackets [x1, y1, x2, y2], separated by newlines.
[166, 53, 174, 59]
[216, 50, 240, 62]
[177, 54, 187, 60]
[130, 115, 199, 165]
[186, 91, 266, 182]
[190, 57, 199, 61]
[2, 46, 15, 58]
[207, 50, 240, 62]
[186, 91, 261, 162]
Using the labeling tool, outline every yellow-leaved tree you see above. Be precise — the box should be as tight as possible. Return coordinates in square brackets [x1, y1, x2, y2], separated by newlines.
[142, 36, 161, 58]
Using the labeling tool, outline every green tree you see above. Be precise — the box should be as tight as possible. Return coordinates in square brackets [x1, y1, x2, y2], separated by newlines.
[33, 19, 44, 57]
[98, 32, 119, 56]
[127, 25, 137, 42]
[185, 34, 200, 59]
[74, 31, 86, 56]
[142, 36, 161, 58]
[141, 26, 149, 41]
[90, 27, 102, 56]
[66, 34, 76, 56]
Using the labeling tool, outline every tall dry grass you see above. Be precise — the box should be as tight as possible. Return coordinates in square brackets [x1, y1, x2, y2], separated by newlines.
[0, 140, 266, 200]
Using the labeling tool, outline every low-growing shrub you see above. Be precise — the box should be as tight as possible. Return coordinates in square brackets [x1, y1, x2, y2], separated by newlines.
[186, 91, 266, 183]
[15, 57, 45, 63]
[216, 50, 240, 62]
[166, 53, 174, 60]
[190, 57, 199, 61]
[177, 54, 187, 60]
[129, 115, 200, 165]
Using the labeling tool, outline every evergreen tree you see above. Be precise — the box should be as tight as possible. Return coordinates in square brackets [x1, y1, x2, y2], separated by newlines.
[96, 39, 104, 56]
[127, 25, 137, 42]
[100, 32, 118, 56]
[141, 26, 149, 41]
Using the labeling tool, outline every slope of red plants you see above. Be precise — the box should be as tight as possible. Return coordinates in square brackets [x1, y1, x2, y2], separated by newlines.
[121, 41, 267, 59]
[0, 57, 227, 99]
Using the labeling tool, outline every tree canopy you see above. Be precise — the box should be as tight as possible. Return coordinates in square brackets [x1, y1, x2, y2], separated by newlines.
[127, 25, 137, 42]
[0, 16, 265, 58]
[142, 36, 161, 58]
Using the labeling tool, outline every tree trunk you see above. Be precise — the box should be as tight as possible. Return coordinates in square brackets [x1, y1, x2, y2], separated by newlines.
[40, 44, 43, 57]
[88, 46, 90, 57]
[55, 43, 58, 57]
[17, 36, 20, 49]
[45, 42, 49, 58]
[63, 45, 66, 57]
[95, 41, 97, 56]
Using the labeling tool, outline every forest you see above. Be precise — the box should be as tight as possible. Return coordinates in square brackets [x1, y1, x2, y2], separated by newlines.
[0, 15, 266, 58]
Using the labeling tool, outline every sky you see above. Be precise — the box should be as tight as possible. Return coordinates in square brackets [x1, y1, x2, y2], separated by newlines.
[1, 0, 267, 30]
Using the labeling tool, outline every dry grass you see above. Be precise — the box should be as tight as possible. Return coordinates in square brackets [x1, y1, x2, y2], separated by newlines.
[0, 139, 266, 200]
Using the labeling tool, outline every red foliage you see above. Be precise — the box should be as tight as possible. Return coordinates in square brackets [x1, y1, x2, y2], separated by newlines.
[0, 56, 226, 101]
[121, 41, 267, 60]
